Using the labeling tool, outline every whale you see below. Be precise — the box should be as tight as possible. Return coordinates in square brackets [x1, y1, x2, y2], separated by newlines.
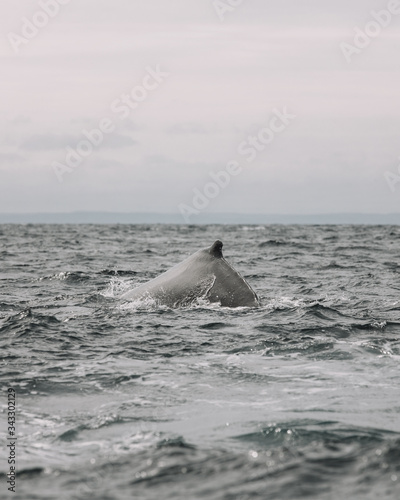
[121, 240, 260, 308]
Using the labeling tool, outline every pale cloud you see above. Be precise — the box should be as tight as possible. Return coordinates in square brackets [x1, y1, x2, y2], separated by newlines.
[0, 152, 26, 165]
[20, 134, 78, 151]
[0, 0, 399, 215]
[20, 133, 137, 151]
[165, 122, 215, 135]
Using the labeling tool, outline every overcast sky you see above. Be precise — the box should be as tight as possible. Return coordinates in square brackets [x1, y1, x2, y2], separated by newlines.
[1, 0, 400, 215]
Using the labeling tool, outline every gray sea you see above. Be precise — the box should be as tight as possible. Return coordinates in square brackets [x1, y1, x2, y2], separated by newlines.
[1, 224, 400, 500]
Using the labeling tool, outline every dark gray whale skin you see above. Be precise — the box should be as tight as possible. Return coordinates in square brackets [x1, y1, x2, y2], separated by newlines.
[121, 240, 260, 308]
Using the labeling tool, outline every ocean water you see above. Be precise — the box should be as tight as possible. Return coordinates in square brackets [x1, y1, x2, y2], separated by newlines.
[1, 223, 400, 500]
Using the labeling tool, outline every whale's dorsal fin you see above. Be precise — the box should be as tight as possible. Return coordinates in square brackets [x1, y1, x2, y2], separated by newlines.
[209, 240, 223, 258]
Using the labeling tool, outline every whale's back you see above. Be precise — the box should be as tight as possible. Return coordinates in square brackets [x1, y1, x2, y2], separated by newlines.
[121, 240, 259, 308]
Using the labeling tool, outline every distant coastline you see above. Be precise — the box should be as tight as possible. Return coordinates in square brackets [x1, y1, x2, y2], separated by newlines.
[0, 212, 399, 225]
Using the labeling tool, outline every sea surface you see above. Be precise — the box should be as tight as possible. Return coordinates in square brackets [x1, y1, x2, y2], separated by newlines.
[1, 224, 400, 500]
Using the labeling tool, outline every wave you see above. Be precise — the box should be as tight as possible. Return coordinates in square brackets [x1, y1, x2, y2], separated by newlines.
[36, 271, 91, 283]
[11, 425, 399, 500]
[99, 269, 139, 276]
